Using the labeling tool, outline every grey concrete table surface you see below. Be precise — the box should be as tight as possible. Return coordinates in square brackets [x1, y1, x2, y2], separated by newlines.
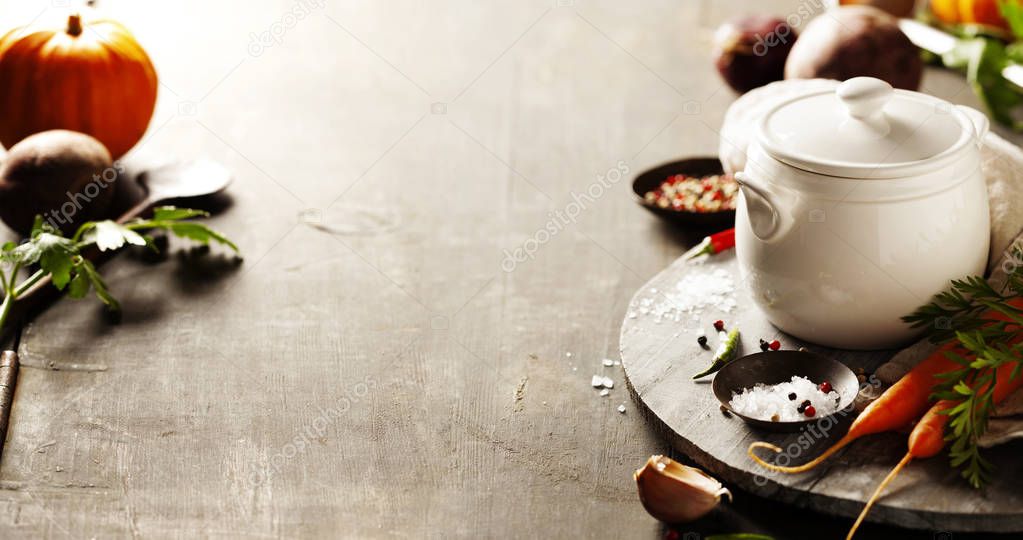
[0, 0, 1016, 538]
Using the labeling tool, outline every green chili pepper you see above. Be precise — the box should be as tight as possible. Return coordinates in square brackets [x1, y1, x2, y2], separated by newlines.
[693, 326, 740, 380]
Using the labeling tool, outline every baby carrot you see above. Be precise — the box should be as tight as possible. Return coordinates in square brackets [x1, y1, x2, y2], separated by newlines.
[846, 361, 1023, 539]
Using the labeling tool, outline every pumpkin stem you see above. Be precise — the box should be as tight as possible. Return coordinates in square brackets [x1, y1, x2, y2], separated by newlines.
[66, 14, 83, 37]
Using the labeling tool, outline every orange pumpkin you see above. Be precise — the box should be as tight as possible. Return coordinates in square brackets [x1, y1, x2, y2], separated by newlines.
[930, 0, 1011, 30]
[0, 13, 157, 158]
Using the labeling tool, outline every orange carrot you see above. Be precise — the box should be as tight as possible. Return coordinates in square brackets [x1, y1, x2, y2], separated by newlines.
[846, 362, 1023, 540]
[748, 346, 961, 473]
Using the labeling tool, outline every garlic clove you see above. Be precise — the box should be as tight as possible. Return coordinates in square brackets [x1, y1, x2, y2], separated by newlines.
[634, 455, 732, 524]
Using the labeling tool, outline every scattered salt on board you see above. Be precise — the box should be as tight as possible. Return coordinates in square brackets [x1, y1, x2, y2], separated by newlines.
[637, 268, 736, 326]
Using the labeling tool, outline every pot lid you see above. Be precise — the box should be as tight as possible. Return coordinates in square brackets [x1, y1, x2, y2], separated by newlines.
[757, 77, 979, 179]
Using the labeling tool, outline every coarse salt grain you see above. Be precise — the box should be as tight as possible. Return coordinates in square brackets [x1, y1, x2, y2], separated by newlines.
[600, 389, 610, 397]
[728, 376, 841, 422]
[602, 377, 614, 389]
[602, 358, 614, 367]
[617, 404, 626, 414]
[591, 375, 603, 388]
[641, 268, 736, 325]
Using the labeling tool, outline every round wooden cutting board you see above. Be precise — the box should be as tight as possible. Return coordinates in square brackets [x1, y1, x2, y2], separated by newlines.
[619, 252, 1023, 532]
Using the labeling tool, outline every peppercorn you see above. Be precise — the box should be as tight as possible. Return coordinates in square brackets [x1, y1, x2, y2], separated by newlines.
[770, 413, 780, 422]
[713, 320, 725, 331]
[819, 381, 833, 393]
[697, 335, 708, 349]
[642, 173, 738, 214]
[804, 406, 817, 417]
[759, 339, 770, 352]
[769, 339, 781, 351]
[797, 399, 811, 414]
[788, 392, 797, 401]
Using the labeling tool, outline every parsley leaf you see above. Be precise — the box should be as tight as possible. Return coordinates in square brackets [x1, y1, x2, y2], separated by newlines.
[71, 257, 119, 311]
[165, 222, 239, 251]
[83, 221, 148, 252]
[128, 207, 239, 252]
[5, 232, 79, 290]
[67, 268, 90, 299]
[152, 207, 209, 221]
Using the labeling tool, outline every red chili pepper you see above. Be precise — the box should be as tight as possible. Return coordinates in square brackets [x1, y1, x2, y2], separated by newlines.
[683, 228, 736, 260]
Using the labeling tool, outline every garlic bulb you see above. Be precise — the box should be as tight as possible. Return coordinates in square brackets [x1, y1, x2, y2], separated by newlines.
[634, 455, 732, 523]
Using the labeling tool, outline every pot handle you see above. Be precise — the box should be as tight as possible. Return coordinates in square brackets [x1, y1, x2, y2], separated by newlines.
[734, 171, 780, 242]
[957, 105, 989, 147]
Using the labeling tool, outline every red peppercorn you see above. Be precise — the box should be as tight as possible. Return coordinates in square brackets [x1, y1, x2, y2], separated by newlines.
[769, 339, 781, 351]
[664, 530, 680, 540]
[713, 320, 725, 331]
[819, 381, 833, 393]
[804, 406, 817, 418]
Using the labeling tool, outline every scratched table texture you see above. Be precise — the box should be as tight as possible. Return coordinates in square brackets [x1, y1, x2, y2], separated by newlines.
[0, 1, 1017, 539]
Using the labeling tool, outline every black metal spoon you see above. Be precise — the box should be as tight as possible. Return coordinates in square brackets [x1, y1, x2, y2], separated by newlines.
[712, 350, 859, 433]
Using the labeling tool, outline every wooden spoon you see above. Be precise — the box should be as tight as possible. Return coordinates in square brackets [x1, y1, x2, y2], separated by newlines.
[116, 159, 233, 223]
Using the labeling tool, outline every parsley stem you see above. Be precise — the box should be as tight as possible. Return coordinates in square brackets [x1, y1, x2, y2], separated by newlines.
[0, 262, 18, 335]
[0, 293, 11, 336]
[13, 269, 45, 299]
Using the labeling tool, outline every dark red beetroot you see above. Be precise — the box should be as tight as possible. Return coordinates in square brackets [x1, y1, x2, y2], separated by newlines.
[839, 0, 916, 18]
[713, 15, 797, 94]
[784, 5, 922, 90]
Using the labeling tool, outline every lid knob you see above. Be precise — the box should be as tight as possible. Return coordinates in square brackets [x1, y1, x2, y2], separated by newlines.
[837, 77, 893, 122]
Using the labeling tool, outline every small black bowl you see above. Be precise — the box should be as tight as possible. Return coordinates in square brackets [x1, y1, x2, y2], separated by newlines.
[712, 351, 859, 433]
[631, 157, 735, 228]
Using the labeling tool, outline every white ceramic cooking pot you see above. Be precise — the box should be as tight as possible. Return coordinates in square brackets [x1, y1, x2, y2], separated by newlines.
[735, 77, 990, 350]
